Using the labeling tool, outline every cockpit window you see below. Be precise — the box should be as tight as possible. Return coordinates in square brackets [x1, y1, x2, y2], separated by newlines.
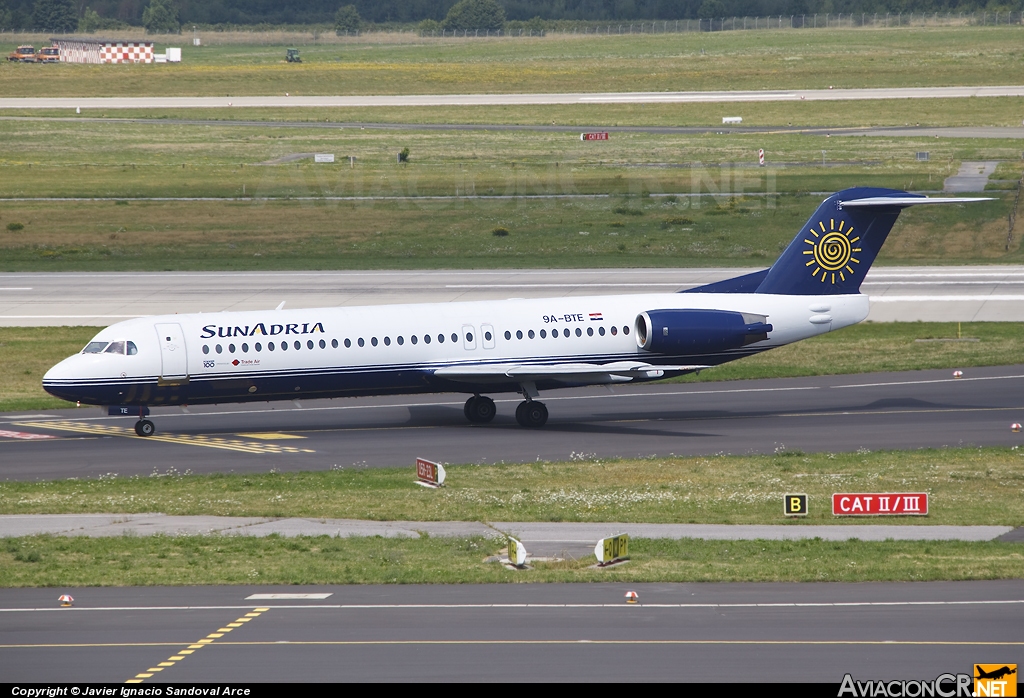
[83, 341, 108, 354]
[126, 341, 138, 355]
[104, 341, 126, 354]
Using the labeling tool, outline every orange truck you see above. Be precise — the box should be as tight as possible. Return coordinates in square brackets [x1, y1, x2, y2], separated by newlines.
[7, 45, 36, 62]
[38, 46, 60, 63]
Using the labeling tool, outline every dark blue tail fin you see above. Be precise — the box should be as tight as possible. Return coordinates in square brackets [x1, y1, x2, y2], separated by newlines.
[755, 187, 920, 295]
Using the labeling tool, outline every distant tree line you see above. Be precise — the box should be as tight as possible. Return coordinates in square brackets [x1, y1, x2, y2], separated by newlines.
[1, 0, 1020, 33]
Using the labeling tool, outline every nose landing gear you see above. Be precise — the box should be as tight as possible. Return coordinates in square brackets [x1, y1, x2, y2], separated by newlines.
[464, 395, 496, 423]
[133, 406, 155, 437]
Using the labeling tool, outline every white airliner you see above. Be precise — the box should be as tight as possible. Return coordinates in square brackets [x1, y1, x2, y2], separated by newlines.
[43, 188, 987, 436]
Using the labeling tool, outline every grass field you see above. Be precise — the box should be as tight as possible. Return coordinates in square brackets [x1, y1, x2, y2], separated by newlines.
[2, 536, 1020, 586]
[2, 447, 1022, 586]
[0, 194, 1012, 271]
[0, 114, 1017, 270]
[2, 27, 1023, 97]
[9, 116, 1015, 199]
[3, 447, 1022, 525]
[2, 27, 1022, 272]
[3, 322, 1021, 412]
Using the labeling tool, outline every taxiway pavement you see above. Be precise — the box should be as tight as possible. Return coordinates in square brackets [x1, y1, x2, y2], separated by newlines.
[2, 266, 1022, 325]
[4, 85, 1024, 109]
[0, 514, 1009, 543]
[0, 581, 1020, 682]
[1, 364, 1021, 481]
[4, 116, 1023, 140]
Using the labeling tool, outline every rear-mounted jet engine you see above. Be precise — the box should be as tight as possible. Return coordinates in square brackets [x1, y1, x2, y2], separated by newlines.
[635, 309, 773, 355]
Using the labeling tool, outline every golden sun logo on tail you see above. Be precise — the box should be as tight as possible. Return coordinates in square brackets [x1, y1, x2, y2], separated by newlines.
[803, 218, 862, 285]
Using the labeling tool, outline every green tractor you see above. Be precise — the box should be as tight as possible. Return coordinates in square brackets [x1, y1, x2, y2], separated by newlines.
[286, 48, 301, 63]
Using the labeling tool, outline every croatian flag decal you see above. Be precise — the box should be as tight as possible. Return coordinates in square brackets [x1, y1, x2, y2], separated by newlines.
[589, 313, 603, 321]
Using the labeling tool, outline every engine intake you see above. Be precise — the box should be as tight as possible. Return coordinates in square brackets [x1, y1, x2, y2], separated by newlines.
[635, 309, 772, 355]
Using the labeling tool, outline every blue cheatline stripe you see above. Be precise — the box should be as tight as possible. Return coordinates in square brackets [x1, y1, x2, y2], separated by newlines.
[43, 347, 768, 396]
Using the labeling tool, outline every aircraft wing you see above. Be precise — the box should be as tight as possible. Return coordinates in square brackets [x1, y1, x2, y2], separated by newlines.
[434, 361, 709, 383]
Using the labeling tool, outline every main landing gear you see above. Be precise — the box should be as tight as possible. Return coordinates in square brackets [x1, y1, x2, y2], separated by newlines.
[464, 395, 497, 424]
[463, 394, 548, 428]
[515, 400, 548, 428]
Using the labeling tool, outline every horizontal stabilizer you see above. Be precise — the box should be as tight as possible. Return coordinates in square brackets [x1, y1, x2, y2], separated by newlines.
[435, 361, 708, 383]
[840, 196, 993, 208]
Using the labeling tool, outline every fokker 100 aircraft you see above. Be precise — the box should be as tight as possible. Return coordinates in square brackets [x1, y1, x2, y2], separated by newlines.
[43, 188, 986, 437]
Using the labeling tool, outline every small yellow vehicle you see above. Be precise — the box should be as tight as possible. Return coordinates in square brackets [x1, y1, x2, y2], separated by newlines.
[7, 45, 36, 62]
[38, 46, 60, 63]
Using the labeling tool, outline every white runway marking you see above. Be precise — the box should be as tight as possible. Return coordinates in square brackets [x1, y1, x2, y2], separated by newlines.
[447, 283, 684, 288]
[832, 374, 1024, 389]
[2, 599, 1022, 613]
[245, 594, 333, 600]
[862, 281, 1024, 286]
[0, 315, 148, 319]
[869, 295, 1024, 302]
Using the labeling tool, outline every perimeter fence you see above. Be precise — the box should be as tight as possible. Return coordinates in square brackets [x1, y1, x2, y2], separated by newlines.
[3, 11, 1021, 46]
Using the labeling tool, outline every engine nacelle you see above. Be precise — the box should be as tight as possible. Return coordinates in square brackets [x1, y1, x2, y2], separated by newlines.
[635, 309, 773, 355]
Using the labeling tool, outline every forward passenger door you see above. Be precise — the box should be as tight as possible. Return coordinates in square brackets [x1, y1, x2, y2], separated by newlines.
[155, 323, 188, 380]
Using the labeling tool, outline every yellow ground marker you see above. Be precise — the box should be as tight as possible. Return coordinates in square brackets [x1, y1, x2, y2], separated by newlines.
[17, 421, 314, 455]
[236, 432, 306, 440]
[124, 607, 269, 684]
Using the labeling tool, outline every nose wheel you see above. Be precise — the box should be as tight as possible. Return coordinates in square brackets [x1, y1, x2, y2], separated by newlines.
[515, 400, 548, 428]
[134, 419, 155, 437]
[464, 395, 496, 424]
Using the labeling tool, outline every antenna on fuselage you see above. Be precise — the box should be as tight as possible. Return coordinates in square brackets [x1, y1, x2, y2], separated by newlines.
[276, 301, 286, 310]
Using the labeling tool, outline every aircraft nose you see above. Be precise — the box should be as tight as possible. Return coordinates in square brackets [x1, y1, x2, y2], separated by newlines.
[43, 355, 78, 382]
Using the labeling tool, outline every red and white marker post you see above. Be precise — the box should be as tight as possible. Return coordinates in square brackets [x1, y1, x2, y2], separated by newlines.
[415, 457, 446, 488]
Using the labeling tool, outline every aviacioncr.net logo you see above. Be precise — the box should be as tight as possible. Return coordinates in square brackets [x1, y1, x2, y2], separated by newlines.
[838, 673, 973, 697]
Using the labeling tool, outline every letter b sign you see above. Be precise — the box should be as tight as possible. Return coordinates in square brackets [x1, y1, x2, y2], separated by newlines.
[784, 493, 808, 517]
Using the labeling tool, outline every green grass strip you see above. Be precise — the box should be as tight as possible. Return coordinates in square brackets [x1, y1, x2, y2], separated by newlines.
[1, 536, 1020, 586]
[4, 447, 1023, 526]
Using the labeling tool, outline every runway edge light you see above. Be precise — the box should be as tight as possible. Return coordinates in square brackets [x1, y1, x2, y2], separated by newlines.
[415, 457, 446, 488]
[58, 594, 73, 607]
[1013, 423, 1022, 433]
[624, 591, 639, 604]
[953, 370, 963, 378]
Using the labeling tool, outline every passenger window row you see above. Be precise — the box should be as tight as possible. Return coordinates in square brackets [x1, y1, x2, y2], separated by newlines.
[200, 325, 630, 357]
[502, 325, 628, 340]
[203, 338, 339, 355]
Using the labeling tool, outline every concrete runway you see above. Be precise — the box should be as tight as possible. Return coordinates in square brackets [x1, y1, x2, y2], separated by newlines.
[0, 581, 1020, 682]
[2, 266, 1022, 326]
[4, 85, 1024, 109]
[2, 364, 1021, 481]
